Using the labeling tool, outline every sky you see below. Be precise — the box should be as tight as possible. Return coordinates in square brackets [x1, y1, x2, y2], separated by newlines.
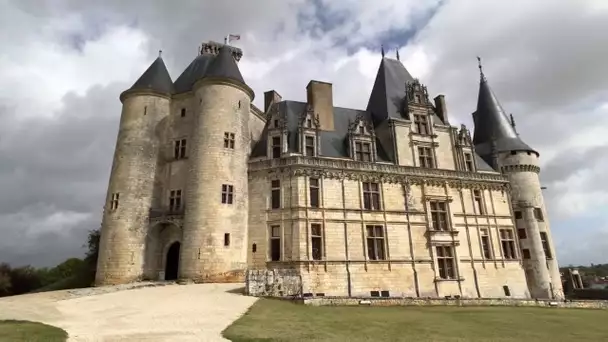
[0, 0, 607, 268]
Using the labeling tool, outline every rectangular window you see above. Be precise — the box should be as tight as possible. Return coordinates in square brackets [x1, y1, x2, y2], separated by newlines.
[429, 201, 449, 231]
[270, 225, 281, 261]
[110, 193, 119, 210]
[362, 182, 381, 210]
[500, 229, 517, 260]
[174, 139, 187, 159]
[534, 208, 544, 221]
[540, 232, 552, 259]
[271, 180, 281, 209]
[224, 132, 235, 149]
[271, 136, 281, 159]
[366, 225, 386, 260]
[464, 153, 474, 171]
[514, 211, 523, 220]
[305, 136, 315, 156]
[221, 184, 234, 204]
[436, 245, 456, 279]
[480, 228, 492, 259]
[473, 190, 485, 215]
[517, 228, 527, 239]
[311, 223, 323, 261]
[414, 114, 429, 135]
[309, 178, 320, 208]
[224, 233, 230, 247]
[169, 189, 182, 211]
[181, 108, 186, 117]
[418, 146, 435, 168]
[522, 249, 531, 259]
[306, 118, 312, 128]
[354, 141, 372, 162]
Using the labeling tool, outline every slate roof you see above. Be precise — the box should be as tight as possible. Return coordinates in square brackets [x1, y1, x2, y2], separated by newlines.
[172, 54, 215, 94]
[472, 74, 537, 163]
[205, 47, 246, 85]
[127, 57, 174, 94]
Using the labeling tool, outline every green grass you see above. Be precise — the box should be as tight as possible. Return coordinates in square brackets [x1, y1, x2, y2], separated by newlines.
[223, 299, 608, 342]
[0, 320, 67, 342]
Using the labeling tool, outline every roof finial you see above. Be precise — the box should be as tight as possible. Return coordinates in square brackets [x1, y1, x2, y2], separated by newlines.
[381, 45, 385, 58]
[510, 113, 518, 134]
[477, 56, 485, 80]
[396, 49, 400, 61]
[158, 49, 162, 58]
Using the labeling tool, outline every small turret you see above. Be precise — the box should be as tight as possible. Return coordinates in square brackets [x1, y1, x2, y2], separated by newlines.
[121, 55, 174, 100]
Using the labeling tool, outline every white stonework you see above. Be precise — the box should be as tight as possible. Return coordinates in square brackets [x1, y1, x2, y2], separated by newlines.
[96, 41, 563, 300]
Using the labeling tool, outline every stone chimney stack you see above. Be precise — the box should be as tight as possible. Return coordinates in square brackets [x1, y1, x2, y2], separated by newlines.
[264, 90, 282, 113]
[306, 80, 334, 131]
[434, 95, 449, 124]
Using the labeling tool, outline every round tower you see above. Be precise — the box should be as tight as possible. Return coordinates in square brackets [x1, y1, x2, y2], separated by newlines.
[498, 151, 562, 299]
[179, 46, 254, 282]
[95, 56, 173, 285]
[472, 60, 563, 299]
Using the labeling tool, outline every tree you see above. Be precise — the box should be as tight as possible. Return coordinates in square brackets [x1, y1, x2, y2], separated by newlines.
[0, 263, 11, 296]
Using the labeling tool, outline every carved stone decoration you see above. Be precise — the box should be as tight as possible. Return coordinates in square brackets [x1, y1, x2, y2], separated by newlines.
[405, 79, 430, 104]
[457, 124, 473, 146]
[266, 103, 288, 133]
[404, 181, 416, 208]
[299, 103, 321, 129]
[347, 113, 375, 137]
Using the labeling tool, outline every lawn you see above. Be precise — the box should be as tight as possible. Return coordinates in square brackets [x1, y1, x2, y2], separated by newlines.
[0, 320, 67, 342]
[223, 299, 608, 342]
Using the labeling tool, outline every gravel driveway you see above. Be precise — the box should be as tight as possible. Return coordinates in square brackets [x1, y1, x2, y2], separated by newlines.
[0, 282, 257, 341]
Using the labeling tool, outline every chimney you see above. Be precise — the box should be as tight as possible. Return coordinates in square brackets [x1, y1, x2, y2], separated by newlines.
[306, 80, 334, 131]
[264, 90, 282, 113]
[434, 95, 449, 124]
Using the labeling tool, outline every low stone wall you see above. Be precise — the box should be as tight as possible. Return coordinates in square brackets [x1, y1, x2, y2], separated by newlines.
[246, 269, 302, 297]
[301, 297, 608, 309]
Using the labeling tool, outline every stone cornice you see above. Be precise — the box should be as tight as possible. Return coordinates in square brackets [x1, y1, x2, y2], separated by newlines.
[249, 156, 509, 190]
[119, 88, 172, 103]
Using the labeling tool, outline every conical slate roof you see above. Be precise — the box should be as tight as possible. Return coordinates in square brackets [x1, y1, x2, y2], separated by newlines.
[205, 47, 246, 84]
[472, 74, 537, 161]
[128, 57, 174, 94]
[173, 54, 215, 94]
[366, 57, 416, 123]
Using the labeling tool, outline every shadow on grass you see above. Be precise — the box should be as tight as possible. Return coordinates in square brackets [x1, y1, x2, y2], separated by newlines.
[0, 320, 67, 342]
[226, 286, 247, 295]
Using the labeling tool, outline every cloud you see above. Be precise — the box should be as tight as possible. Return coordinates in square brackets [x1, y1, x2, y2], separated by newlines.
[0, 0, 607, 267]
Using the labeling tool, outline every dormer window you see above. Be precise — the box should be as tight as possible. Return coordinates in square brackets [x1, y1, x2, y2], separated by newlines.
[464, 153, 474, 171]
[413, 114, 430, 135]
[274, 119, 279, 128]
[355, 141, 372, 162]
[306, 118, 312, 128]
[305, 136, 315, 156]
[271, 136, 281, 159]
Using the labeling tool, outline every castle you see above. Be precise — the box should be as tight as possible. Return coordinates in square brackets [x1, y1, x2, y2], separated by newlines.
[95, 40, 563, 299]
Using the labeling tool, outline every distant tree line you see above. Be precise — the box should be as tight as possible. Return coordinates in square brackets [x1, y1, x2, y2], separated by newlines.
[0, 229, 99, 298]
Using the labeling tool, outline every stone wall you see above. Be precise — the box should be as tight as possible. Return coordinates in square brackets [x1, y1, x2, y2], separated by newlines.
[246, 269, 302, 297]
[301, 296, 608, 309]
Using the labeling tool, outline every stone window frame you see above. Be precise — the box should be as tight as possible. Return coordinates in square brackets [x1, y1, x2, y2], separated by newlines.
[416, 144, 436, 169]
[298, 104, 321, 157]
[428, 200, 450, 231]
[479, 228, 493, 259]
[266, 105, 288, 160]
[169, 189, 182, 211]
[365, 225, 387, 261]
[435, 244, 457, 280]
[540, 231, 552, 259]
[309, 177, 320, 208]
[347, 114, 376, 163]
[362, 181, 382, 211]
[270, 179, 281, 209]
[221, 184, 234, 204]
[472, 189, 486, 215]
[412, 113, 431, 136]
[109, 192, 120, 211]
[310, 223, 324, 261]
[533, 207, 544, 221]
[499, 228, 518, 260]
[269, 225, 282, 262]
[173, 138, 187, 160]
[223, 132, 235, 149]
[463, 152, 475, 172]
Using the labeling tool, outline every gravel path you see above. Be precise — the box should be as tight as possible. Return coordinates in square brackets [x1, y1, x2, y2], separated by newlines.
[0, 282, 257, 341]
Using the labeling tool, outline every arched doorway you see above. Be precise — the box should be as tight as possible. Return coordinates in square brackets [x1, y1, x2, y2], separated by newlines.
[165, 241, 180, 280]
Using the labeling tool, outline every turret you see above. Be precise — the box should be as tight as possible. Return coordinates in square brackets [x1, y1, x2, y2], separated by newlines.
[179, 45, 254, 282]
[96, 54, 173, 285]
[471, 58, 563, 299]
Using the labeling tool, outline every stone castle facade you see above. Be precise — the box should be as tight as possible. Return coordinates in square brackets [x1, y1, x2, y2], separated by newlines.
[96, 40, 564, 299]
